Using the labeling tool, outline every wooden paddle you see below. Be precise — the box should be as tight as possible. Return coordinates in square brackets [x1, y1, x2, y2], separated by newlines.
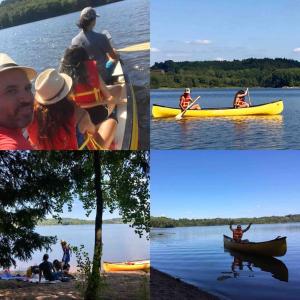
[118, 42, 150, 52]
[175, 96, 200, 120]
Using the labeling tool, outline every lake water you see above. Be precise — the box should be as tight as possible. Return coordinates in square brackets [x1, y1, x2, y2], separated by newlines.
[151, 223, 300, 300]
[13, 224, 149, 271]
[0, 0, 150, 149]
[151, 88, 300, 149]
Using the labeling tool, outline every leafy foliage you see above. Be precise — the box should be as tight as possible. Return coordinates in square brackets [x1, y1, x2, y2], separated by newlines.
[0, 151, 82, 268]
[0, 0, 121, 29]
[151, 58, 300, 88]
[151, 214, 300, 228]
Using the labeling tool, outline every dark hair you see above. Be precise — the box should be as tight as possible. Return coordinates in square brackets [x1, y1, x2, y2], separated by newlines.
[233, 90, 245, 106]
[76, 18, 95, 31]
[63, 263, 70, 271]
[43, 254, 49, 261]
[53, 259, 62, 271]
[34, 97, 75, 147]
[59, 46, 89, 86]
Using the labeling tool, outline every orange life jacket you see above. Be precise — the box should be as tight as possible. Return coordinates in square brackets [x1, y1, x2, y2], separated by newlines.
[71, 60, 103, 108]
[235, 97, 246, 107]
[180, 93, 191, 110]
[233, 228, 243, 241]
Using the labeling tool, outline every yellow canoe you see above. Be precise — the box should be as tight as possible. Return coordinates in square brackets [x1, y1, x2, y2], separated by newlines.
[152, 100, 283, 118]
[103, 260, 150, 272]
[223, 235, 287, 257]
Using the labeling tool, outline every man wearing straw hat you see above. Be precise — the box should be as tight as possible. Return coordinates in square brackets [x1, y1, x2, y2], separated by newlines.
[71, 7, 119, 84]
[0, 53, 37, 150]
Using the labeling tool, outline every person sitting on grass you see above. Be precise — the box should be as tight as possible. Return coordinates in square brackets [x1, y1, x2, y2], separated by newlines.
[179, 88, 201, 111]
[39, 254, 62, 282]
[229, 222, 252, 242]
[233, 90, 250, 108]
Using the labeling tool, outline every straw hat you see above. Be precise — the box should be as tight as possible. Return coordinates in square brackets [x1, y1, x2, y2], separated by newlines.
[35, 69, 73, 105]
[0, 53, 37, 80]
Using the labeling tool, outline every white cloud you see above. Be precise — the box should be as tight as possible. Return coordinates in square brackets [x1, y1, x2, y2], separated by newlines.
[215, 57, 225, 61]
[186, 39, 212, 45]
[293, 48, 300, 53]
[151, 47, 160, 52]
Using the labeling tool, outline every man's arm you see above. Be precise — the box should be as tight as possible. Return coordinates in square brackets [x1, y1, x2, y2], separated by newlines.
[39, 270, 42, 283]
[243, 223, 252, 233]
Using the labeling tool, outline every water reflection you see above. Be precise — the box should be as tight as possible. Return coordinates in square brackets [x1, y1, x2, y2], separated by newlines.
[218, 250, 288, 282]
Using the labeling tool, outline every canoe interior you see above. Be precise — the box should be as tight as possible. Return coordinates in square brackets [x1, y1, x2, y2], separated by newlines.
[111, 61, 138, 150]
[223, 235, 287, 257]
[153, 100, 282, 111]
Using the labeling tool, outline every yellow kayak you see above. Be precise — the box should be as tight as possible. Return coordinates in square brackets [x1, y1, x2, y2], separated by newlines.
[152, 100, 283, 118]
[103, 260, 150, 272]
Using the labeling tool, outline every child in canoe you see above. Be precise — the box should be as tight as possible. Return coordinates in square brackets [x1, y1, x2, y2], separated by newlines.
[233, 89, 250, 108]
[27, 69, 97, 150]
[59, 45, 126, 149]
[179, 88, 201, 111]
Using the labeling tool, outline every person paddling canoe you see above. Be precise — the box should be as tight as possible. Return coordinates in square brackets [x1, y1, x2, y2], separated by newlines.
[229, 222, 252, 242]
[71, 7, 119, 84]
[233, 89, 250, 108]
[179, 88, 201, 111]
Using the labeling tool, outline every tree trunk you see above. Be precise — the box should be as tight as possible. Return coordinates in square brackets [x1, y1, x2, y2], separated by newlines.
[84, 151, 103, 300]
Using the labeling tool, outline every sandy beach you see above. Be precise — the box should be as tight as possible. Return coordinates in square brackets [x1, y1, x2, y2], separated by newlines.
[0, 271, 149, 300]
[150, 268, 219, 300]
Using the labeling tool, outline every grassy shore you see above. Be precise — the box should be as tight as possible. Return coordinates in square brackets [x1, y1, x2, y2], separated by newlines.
[0, 271, 149, 300]
[150, 268, 219, 300]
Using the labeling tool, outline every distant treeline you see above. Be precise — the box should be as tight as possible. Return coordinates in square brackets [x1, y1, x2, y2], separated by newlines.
[39, 217, 124, 226]
[0, 0, 122, 29]
[150, 58, 300, 88]
[151, 214, 300, 228]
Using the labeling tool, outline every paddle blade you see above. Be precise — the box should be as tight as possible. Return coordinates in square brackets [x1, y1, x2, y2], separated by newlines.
[118, 42, 150, 52]
[175, 113, 183, 120]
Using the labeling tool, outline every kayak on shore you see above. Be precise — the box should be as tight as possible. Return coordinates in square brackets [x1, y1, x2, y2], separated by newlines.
[152, 100, 283, 118]
[223, 235, 287, 257]
[103, 260, 150, 272]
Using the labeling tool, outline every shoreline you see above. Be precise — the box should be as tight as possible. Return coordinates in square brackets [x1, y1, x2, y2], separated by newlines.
[0, 270, 149, 300]
[150, 267, 219, 300]
[150, 86, 300, 90]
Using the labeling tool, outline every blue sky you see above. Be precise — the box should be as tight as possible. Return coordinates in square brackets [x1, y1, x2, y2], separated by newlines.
[151, 151, 300, 219]
[51, 199, 119, 221]
[151, 0, 300, 64]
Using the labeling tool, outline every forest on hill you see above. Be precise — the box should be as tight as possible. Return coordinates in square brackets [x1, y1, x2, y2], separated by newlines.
[151, 214, 300, 228]
[150, 58, 300, 88]
[0, 0, 121, 29]
[39, 217, 124, 225]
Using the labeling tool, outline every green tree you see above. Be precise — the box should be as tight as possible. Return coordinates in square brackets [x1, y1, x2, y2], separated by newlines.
[0, 151, 79, 268]
[0, 151, 149, 300]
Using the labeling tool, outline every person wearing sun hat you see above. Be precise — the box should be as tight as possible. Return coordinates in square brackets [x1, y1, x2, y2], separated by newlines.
[0, 53, 37, 150]
[179, 87, 201, 111]
[71, 7, 119, 84]
[27, 68, 96, 150]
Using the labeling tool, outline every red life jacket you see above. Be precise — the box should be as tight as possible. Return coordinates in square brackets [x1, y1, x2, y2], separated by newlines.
[235, 97, 246, 107]
[27, 112, 78, 150]
[71, 60, 103, 108]
[233, 228, 243, 241]
[180, 93, 191, 110]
